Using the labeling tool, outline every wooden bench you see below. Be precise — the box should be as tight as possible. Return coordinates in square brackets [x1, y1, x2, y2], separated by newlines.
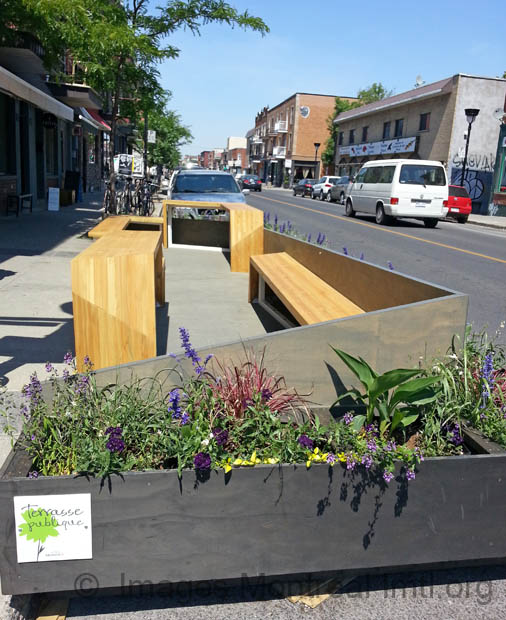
[249, 252, 365, 327]
[72, 230, 165, 372]
[88, 215, 167, 247]
[6, 194, 33, 217]
[162, 200, 263, 273]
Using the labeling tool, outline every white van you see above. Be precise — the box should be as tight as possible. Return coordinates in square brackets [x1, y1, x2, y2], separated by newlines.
[345, 159, 448, 228]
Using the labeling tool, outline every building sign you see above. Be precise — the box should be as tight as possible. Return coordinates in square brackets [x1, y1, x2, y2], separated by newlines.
[114, 154, 144, 177]
[300, 106, 310, 118]
[339, 136, 417, 157]
[147, 130, 156, 143]
[285, 159, 292, 168]
[47, 188, 60, 211]
[14, 494, 92, 563]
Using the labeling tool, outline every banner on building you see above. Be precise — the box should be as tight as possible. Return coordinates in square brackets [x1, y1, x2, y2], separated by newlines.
[339, 136, 417, 157]
[114, 154, 144, 177]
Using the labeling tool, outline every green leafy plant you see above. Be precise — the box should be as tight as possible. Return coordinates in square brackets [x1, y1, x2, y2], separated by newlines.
[331, 348, 440, 436]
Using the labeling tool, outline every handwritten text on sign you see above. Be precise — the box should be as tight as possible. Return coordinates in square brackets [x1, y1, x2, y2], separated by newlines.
[13, 494, 92, 563]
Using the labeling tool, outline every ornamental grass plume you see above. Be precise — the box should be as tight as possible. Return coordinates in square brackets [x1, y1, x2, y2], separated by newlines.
[208, 347, 310, 420]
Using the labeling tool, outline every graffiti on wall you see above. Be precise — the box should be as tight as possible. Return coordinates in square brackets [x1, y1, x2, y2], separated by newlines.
[452, 152, 496, 171]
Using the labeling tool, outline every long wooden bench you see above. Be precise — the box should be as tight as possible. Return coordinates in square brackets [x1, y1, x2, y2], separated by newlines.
[249, 252, 365, 327]
[88, 215, 167, 247]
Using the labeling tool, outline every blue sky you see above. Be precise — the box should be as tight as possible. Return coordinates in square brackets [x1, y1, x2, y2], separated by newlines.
[157, 0, 506, 156]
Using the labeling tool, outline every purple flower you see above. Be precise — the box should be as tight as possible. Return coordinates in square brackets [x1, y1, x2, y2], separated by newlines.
[298, 434, 314, 449]
[445, 422, 463, 446]
[194, 452, 211, 470]
[179, 327, 204, 375]
[274, 214, 278, 228]
[326, 453, 336, 464]
[180, 412, 190, 425]
[346, 454, 356, 470]
[242, 398, 254, 409]
[74, 373, 90, 396]
[307, 233, 311, 243]
[385, 440, 397, 452]
[28, 471, 39, 479]
[414, 447, 425, 462]
[280, 223, 286, 234]
[388, 261, 394, 270]
[83, 355, 93, 369]
[105, 427, 125, 453]
[343, 247, 348, 256]
[360, 253, 365, 261]
[364, 423, 379, 436]
[406, 469, 416, 481]
[481, 352, 494, 407]
[213, 428, 229, 446]
[63, 369, 70, 381]
[261, 388, 273, 402]
[343, 412, 354, 426]
[168, 389, 182, 419]
[45, 362, 54, 373]
[366, 438, 377, 452]
[63, 351, 74, 365]
[22, 372, 43, 407]
[30, 434, 35, 441]
[361, 454, 373, 469]
[383, 470, 394, 483]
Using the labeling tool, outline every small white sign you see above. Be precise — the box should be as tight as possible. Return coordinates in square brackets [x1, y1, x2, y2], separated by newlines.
[147, 130, 156, 143]
[285, 159, 292, 168]
[458, 147, 465, 158]
[47, 188, 60, 211]
[14, 494, 92, 563]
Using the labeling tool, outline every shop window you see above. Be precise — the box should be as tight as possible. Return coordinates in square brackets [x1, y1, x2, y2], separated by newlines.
[383, 121, 391, 140]
[362, 126, 368, 142]
[349, 129, 355, 144]
[0, 93, 16, 175]
[338, 132, 344, 146]
[394, 119, 403, 138]
[44, 126, 58, 175]
[419, 113, 430, 131]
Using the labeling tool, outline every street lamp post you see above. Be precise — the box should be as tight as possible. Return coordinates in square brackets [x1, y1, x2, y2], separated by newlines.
[313, 142, 320, 180]
[461, 108, 480, 189]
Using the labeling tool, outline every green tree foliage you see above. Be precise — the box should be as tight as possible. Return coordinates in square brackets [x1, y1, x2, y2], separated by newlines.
[138, 99, 193, 168]
[15, 0, 268, 176]
[322, 82, 392, 170]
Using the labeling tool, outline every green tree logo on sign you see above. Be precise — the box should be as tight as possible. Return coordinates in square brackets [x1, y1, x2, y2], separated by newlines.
[18, 507, 59, 561]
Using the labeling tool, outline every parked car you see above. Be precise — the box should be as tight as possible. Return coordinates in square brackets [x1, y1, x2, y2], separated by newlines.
[311, 176, 341, 201]
[345, 159, 448, 228]
[169, 169, 248, 217]
[293, 178, 316, 197]
[240, 175, 262, 192]
[446, 185, 472, 223]
[328, 176, 351, 204]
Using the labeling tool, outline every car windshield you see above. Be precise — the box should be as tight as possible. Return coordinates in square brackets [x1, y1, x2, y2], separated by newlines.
[174, 174, 240, 193]
[399, 165, 446, 186]
[449, 186, 470, 198]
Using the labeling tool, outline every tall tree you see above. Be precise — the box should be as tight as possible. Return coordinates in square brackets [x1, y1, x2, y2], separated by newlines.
[137, 100, 193, 169]
[20, 0, 269, 181]
[322, 82, 392, 171]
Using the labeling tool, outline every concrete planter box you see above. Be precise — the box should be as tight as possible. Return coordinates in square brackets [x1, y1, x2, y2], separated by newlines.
[0, 445, 505, 595]
[172, 218, 229, 248]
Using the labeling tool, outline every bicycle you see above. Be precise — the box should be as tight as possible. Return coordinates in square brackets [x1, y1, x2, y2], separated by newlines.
[102, 179, 117, 217]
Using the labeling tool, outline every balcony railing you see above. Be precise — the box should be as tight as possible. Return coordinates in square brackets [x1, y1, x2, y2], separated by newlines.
[273, 146, 286, 158]
[267, 126, 278, 136]
[275, 120, 287, 133]
[252, 135, 263, 144]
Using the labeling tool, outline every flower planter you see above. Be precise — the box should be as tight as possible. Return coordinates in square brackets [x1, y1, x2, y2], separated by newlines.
[1, 443, 505, 596]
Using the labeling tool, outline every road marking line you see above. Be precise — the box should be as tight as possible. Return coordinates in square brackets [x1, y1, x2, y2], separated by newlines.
[254, 195, 506, 265]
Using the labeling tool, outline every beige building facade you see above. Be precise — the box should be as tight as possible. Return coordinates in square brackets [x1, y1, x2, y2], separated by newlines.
[334, 74, 506, 213]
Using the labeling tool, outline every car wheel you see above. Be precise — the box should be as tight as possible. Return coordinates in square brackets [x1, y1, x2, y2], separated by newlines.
[326, 191, 333, 202]
[424, 218, 439, 228]
[345, 199, 355, 217]
[457, 215, 468, 224]
[340, 191, 345, 205]
[319, 190, 324, 201]
[375, 205, 390, 225]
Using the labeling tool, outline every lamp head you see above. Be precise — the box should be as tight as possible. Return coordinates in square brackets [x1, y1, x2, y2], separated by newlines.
[465, 108, 480, 125]
[314, 142, 320, 149]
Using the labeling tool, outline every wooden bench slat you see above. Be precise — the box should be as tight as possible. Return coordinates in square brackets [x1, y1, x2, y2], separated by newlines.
[250, 252, 364, 325]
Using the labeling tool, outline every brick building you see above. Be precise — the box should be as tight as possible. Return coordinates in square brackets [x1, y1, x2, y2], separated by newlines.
[334, 74, 506, 214]
[249, 93, 356, 187]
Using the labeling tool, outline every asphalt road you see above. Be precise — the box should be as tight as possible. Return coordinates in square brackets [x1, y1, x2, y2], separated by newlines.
[246, 188, 506, 345]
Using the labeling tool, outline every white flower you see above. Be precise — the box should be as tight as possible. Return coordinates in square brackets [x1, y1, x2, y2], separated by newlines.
[201, 438, 209, 446]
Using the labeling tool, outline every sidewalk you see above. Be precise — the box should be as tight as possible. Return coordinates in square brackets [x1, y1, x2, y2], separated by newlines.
[263, 187, 506, 230]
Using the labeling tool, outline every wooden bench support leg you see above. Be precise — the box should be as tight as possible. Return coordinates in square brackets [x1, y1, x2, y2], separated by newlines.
[248, 263, 259, 303]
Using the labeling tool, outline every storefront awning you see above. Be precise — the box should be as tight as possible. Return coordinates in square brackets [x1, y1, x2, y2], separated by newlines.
[87, 108, 111, 132]
[0, 66, 74, 121]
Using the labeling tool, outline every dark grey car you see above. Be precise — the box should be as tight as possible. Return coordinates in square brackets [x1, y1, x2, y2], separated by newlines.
[328, 176, 351, 204]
